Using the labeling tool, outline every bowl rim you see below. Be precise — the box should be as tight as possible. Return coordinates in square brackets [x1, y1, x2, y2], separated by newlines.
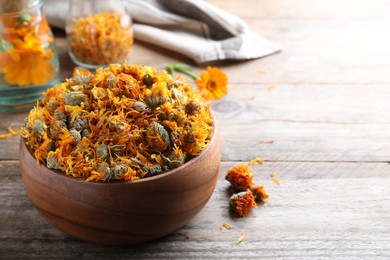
[20, 111, 219, 186]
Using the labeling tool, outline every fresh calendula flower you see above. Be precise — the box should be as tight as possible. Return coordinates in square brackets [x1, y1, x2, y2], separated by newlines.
[226, 164, 254, 191]
[1, 15, 56, 86]
[166, 63, 228, 101]
[195, 66, 228, 100]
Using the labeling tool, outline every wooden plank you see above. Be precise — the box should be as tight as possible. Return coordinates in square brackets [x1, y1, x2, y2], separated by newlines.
[1, 161, 390, 258]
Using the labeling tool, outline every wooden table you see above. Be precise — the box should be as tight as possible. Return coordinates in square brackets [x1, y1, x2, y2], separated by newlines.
[1, 0, 390, 258]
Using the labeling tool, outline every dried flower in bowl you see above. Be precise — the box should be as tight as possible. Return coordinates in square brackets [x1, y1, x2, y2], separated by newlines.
[22, 63, 214, 182]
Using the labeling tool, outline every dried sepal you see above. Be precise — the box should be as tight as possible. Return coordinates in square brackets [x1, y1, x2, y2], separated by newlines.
[64, 92, 87, 106]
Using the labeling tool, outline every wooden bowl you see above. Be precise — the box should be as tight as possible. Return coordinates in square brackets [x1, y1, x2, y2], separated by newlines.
[19, 124, 221, 245]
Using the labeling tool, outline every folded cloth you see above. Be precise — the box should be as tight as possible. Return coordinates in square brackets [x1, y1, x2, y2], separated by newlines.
[44, 0, 281, 64]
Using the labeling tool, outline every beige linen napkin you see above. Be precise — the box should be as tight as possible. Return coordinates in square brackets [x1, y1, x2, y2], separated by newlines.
[45, 0, 281, 64]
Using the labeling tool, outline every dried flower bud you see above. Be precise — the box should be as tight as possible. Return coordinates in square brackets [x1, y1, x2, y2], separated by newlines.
[65, 92, 87, 106]
[229, 191, 257, 217]
[133, 101, 151, 113]
[185, 102, 200, 115]
[49, 120, 67, 140]
[32, 119, 45, 135]
[171, 88, 183, 101]
[69, 129, 81, 143]
[108, 121, 125, 132]
[145, 95, 168, 108]
[70, 74, 92, 87]
[146, 122, 170, 152]
[143, 74, 155, 87]
[146, 164, 162, 176]
[167, 81, 184, 89]
[69, 116, 88, 131]
[48, 100, 57, 112]
[114, 164, 129, 177]
[96, 144, 109, 161]
[54, 111, 67, 122]
[46, 151, 60, 170]
[103, 74, 118, 88]
[98, 162, 113, 182]
[81, 128, 91, 138]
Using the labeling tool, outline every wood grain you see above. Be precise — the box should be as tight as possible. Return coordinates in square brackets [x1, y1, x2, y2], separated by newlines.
[1, 0, 390, 258]
[2, 161, 390, 258]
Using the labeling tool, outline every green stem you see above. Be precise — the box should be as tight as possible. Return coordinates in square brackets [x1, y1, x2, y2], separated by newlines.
[166, 63, 201, 80]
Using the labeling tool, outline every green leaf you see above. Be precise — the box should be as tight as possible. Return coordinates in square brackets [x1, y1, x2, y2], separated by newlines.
[0, 38, 13, 52]
[17, 13, 31, 23]
[165, 63, 200, 80]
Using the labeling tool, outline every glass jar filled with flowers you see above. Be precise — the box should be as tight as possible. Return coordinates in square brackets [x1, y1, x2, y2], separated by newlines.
[0, 0, 60, 112]
[66, 0, 133, 69]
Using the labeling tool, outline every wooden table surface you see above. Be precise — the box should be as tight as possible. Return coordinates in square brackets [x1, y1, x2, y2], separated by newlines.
[1, 0, 390, 259]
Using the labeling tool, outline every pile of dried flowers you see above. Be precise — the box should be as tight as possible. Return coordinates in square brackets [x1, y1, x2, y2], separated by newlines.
[67, 12, 133, 65]
[226, 163, 269, 217]
[22, 63, 213, 182]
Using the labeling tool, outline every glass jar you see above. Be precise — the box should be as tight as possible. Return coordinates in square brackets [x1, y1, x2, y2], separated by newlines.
[0, 0, 60, 113]
[66, 0, 133, 69]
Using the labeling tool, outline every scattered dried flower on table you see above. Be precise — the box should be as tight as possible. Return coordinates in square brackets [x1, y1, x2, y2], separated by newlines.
[250, 185, 269, 203]
[166, 63, 228, 101]
[229, 191, 256, 217]
[270, 172, 281, 185]
[67, 12, 133, 65]
[220, 223, 232, 231]
[256, 69, 268, 75]
[236, 232, 245, 244]
[22, 63, 213, 182]
[249, 157, 264, 165]
[0, 126, 21, 139]
[226, 164, 254, 191]
[256, 139, 274, 144]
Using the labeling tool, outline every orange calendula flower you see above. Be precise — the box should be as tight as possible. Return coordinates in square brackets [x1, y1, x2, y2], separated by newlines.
[195, 66, 228, 100]
[166, 64, 228, 101]
[229, 191, 256, 217]
[226, 164, 254, 191]
[1, 15, 56, 86]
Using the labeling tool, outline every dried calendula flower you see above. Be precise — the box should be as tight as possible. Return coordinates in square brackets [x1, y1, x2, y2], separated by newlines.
[22, 63, 213, 182]
[67, 12, 133, 65]
[226, 164, 254, 191]
[250, 185, 269, 203]
[229, 191, 257, 217]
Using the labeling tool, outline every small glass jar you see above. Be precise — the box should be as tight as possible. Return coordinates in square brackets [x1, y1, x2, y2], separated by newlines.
[0, 0, 60, 112]
[66, 0, 133, 69]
